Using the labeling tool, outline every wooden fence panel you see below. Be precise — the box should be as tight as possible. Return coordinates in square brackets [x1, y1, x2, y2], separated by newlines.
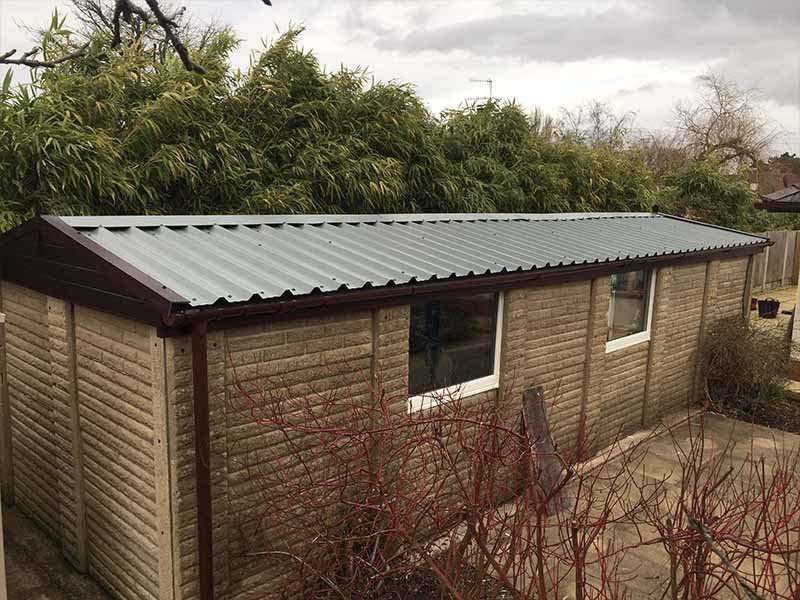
[766, 231, 787, 286]
[751, 230, 800, 292]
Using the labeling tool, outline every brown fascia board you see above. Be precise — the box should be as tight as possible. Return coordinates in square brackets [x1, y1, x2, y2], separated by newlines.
[159, 239, 769, 336]
[0, 216, 189, 326]
[755, 201, 800, 213]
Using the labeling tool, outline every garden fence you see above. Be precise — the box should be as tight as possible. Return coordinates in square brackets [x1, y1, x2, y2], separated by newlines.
[751, 230, 800, 292]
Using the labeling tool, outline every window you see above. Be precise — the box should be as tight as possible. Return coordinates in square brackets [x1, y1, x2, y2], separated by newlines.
[606, 269, 656, 352]
[408, 292, 503, 412]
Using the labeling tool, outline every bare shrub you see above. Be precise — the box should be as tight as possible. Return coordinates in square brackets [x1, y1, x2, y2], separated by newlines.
[701, 316, 796, 430]
[632, 411, 800, 599]
[227, 359, 661, 599]
[227, 348, 800, 599]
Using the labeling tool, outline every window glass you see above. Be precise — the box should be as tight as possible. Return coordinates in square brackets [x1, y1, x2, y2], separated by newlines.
[408, 293, 498, 396]
[608, 270, 650, 341]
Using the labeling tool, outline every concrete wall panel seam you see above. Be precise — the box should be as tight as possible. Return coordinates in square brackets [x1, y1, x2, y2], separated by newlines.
[61, 300, 88, 570]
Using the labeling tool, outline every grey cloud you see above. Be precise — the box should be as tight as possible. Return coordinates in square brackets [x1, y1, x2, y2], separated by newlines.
[615, 82, 660, 97]
[374, 0, 799, 106]
[719, 41, 800, 107]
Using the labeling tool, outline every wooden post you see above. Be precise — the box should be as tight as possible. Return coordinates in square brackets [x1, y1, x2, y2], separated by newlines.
[794, 232, 800, 285]
[522, 386, 565, 513]
[761, 245, 770, 291]
[0, 311, 12, 505]
[781, 232, 791, 287]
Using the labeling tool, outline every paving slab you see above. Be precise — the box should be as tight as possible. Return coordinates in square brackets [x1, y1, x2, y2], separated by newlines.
[484, 411, 800, 599]
[2, 505, 109, 600]
[753, 285, 796, 335]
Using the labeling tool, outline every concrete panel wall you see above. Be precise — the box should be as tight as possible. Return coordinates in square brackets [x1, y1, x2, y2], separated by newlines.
[2, 282, 62, 541]
[74, 306, 161, 600]
[47, 299, 87, 570]
[0, 281, 173, 600]
[167, 311, 376, 600]
[225, 313, 373, 600]
[599, 342, 649, 445]
[0, 253, 754, 600]
[519, 281, 592, 455]
[165, 331, 227, 600]
[715, 258, 750, 321]
[649, 263, 708, 417]
[168, 261, 753, 599]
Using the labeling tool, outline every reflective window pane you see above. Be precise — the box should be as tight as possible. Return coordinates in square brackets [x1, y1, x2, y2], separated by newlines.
[408, 293, 498, 396]
[608, 271, 650, 341]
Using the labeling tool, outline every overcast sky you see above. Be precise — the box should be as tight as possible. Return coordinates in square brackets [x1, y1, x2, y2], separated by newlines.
[2, 0, 799, 154]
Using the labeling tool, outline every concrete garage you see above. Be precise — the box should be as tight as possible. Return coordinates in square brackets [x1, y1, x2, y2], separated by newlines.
[0, 212, 768, 600]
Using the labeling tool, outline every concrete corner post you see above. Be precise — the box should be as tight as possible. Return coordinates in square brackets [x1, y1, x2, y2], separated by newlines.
[0, 311, 12, 505]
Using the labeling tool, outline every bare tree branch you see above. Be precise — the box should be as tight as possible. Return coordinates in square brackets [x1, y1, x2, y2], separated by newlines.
[673, 72, 780, 168]
[141, 0, 201, 73]
[0, 43, 90, 68]
[558, 100, 636, 148]
[1, 0, 271, 73]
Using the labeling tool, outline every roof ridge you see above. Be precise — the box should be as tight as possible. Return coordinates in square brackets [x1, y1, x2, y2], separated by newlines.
[59, 212, 657, 228]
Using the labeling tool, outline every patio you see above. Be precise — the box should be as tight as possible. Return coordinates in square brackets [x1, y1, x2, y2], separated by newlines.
[753, 285, 796, 333]
[3, 505, 108, 600]
[484, 410, 800, 599]
[585, 412, 800, 598]
[2, 410, 798, 599]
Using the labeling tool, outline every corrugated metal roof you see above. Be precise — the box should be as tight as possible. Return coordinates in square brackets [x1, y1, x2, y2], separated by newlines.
[59, 213, 767, 308]
[762, 185, 800, 202]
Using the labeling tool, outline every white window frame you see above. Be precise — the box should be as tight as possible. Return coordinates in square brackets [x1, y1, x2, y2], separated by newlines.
[605, 269, 657, 354]
[408, 291, 504, 413]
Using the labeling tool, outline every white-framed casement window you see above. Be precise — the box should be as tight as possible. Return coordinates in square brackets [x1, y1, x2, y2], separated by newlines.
[605, 269, 657, 353]
[408, 291, 504, 412]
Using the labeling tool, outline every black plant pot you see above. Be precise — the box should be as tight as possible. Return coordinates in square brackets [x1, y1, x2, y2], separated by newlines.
[757, 298, 780, 319]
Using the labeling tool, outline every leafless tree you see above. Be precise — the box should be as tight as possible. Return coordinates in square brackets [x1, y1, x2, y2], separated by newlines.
[559, 100, 636, 148]
[528, 106, 558, 141]
[633, 130, 691, 179]
[674, 72, 779, 168]
[0, 0, 271, 73]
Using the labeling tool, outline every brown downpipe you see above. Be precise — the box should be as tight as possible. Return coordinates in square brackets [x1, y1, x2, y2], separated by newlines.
[191, 320, 214, 600]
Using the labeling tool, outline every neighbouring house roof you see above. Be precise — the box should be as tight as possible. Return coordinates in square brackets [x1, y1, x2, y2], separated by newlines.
[757, 185, 800, 212]
[0, 213, 769, 332]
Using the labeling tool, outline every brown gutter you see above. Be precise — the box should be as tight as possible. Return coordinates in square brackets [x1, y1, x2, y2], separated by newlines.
[191, 320, 214, 600]
[160, 241, 769, 334]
